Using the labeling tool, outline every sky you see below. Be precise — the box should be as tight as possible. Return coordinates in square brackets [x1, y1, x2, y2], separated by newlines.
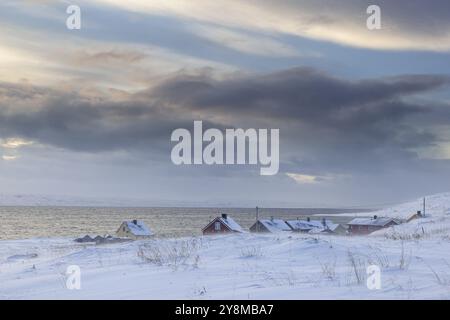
[0, 0, 450, 207]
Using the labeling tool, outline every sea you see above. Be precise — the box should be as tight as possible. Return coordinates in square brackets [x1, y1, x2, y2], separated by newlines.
[0, 206, 374, 240]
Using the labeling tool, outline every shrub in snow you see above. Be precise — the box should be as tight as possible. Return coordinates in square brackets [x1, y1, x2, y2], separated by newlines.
[398, 241, 412, 270]
[239, 245, 264, 258]
[137, 238, 202, 269]
[318, 257, 337, 280]
[346, 250, 367, 285]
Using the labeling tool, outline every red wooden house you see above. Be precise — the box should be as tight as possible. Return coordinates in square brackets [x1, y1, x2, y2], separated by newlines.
[347, 216, 399, 235]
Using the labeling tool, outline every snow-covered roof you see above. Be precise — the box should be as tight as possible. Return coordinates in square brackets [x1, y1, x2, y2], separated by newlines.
[347, 217, 397, 227]
[286, 219, 326, 231]
[257, 219, 292, 232]
[122, 220, 153, 236]
[323, 222, 340, 232]
[219, 216, 244, 232]
[308, 221, 343, 234]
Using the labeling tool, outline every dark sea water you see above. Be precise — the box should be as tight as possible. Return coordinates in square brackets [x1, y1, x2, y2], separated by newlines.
[0, 206, 374, 240]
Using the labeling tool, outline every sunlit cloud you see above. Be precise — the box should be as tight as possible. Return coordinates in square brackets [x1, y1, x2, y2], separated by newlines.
[1, 138, 33, 149]
[0, 23, 234, 90]
[286, 173, 320, 184]
[2, 155, 18, 161]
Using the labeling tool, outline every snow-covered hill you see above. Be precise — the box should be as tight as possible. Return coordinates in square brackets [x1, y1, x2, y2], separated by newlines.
[338, 193, 450, 220]
[2, 232, 450, 299]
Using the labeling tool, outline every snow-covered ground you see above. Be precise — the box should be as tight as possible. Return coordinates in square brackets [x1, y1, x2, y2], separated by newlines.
[2, 193, 450, 300]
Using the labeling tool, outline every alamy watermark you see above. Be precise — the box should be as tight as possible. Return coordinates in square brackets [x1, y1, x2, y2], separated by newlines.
[64, 4, 380, 31]
[66, 5, 81, 30]
[367, 5, 381, 30]
[366, 264, 381, 290]
[171, 121, 279, 175]
[66, 265, 81, 290]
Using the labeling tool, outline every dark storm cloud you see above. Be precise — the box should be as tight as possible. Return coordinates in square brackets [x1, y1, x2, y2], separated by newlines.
[0, 67, 449, 175]
[0, 83, 187, 154]
[153, 68, 449, 114]
[151, 67, 448, 142]
[148, 67, 449, 175]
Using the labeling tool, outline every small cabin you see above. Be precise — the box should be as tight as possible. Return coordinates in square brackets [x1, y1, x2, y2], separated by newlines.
[347, 216, 399, 235]
[202, 214, 244, 235]
[116, 220, 153, 240]
[250, 218, 292, 233]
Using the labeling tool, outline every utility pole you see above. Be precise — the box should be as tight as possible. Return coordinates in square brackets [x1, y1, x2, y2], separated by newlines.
[256, 206, 259, 232]
[423, 197, 426, 217]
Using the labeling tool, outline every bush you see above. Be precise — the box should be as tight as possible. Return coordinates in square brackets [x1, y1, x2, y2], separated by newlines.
[137, 238, 202, 269]
[319, 258, 337, 280]
[347, 250, 367, 285]
[240, 245, 264, 258]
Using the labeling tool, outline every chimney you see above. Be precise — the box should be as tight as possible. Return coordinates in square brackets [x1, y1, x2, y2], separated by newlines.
[417, 210, 422, 216]
[133, 219, 138, 225]
[221, 213, 228, 219]
[373, 215, 378, 220]
[307, 217, 311, 222]
[322, 218, 326, 227]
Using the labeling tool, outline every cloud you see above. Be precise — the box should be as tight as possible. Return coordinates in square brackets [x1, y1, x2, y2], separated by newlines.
[151, 68, 449, 144]
[286, 173, 319, 184]
[2, 155, 17, 161]
[152, 68, 448, 121]
[0, 65, 449, 205]
[149, 67, 450, 175]
[95, 0, 450, 51]
[0, 80, 225, 158]
[0, 67, 449, 179]
[0, 17, 234, 89]
[190, 25, 304, 57]
[72, 50, 147, 65]
[1, 138, 33, 149]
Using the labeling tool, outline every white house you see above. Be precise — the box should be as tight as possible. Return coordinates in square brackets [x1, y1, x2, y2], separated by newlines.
[116, 220, 153, 240]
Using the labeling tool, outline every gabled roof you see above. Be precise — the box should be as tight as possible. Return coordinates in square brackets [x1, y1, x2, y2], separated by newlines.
[255, 219, 292, 232]
[286, 219, 343, 233]
[325, 223, 343, 232]
[286, 219, 326, 231]
[218, 216, 244, 232]
[121, 220, 153, 236]
[202, 215, 244, 233]
[308, 221, 343, 233]
[347, 217, 398, 227]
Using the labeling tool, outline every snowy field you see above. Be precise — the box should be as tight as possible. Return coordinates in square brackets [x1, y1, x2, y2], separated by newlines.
[2, 193, 450, 300]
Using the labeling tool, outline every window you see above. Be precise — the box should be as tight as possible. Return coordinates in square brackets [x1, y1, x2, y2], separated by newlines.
[214, 221, 221, 231]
